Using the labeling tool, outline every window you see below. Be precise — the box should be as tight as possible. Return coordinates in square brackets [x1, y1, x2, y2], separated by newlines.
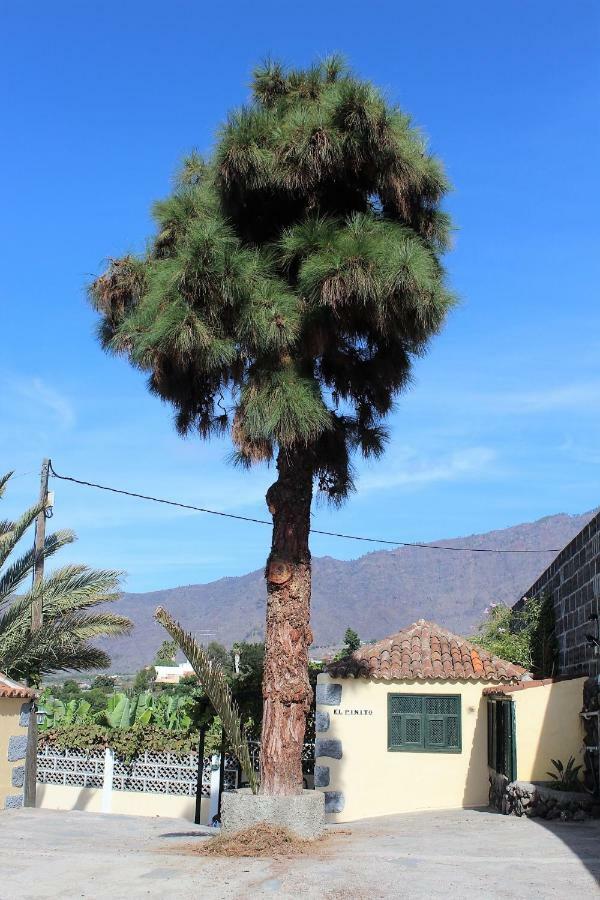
[387, 694, 461, 752]
[487, 698, 516, 780]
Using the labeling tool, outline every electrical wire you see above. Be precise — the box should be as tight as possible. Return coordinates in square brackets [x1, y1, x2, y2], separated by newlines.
[47, 460, 562, 554]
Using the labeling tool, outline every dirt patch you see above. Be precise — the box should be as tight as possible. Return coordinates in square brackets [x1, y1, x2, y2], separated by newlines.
[177, 824, 351, 859]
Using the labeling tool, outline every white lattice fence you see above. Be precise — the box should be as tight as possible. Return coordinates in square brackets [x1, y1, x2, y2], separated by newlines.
[38, 746, 105, 789]
[246, 740, 315, 776]
[37, 746, 239, 797]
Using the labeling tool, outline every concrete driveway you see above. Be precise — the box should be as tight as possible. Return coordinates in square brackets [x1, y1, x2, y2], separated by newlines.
[1, 807, 599, 899]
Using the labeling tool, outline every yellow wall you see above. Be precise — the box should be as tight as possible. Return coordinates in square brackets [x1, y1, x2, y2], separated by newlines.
[36, 784, 211, 823]
[316, 675, 491, 823]
[0, 697, 27, 808]
[512, 677, 586, 782]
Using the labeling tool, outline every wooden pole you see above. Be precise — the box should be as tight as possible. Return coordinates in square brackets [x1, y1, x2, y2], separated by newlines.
[23, 705, 38, 808]
[31, 459, 50, 633]
[194, 725, 207, 825]
[24, 459, 49, 808]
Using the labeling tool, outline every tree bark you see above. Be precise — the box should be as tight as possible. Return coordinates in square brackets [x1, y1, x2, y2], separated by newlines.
[260, 447, 313, 795]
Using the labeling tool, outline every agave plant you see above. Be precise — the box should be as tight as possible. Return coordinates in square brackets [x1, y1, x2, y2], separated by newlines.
[546, 756, 583, 791]
[0, 471, 132, 681]
[155, 606, 258, 792]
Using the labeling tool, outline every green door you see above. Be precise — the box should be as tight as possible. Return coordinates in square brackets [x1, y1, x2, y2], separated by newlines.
[488, 698, 516, 781]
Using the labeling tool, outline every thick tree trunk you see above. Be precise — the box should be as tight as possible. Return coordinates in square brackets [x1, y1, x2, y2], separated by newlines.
[259, 448, 313, 795]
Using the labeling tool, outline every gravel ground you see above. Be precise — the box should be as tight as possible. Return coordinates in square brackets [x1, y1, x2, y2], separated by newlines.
[1, 806, 599, 899]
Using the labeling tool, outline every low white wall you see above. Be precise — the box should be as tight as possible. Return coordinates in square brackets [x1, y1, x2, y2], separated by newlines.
[36, 783, 212, 823]
[512, 677, 586, 781]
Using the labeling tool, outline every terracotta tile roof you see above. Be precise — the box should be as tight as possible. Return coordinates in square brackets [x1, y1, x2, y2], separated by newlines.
[326, 620, 528, 683]
[0, 672, 36, 699]
[482, 676, 581, 695]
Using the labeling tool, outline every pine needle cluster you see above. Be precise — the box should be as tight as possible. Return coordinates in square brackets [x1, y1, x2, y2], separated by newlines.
[90, 57, 455, 501]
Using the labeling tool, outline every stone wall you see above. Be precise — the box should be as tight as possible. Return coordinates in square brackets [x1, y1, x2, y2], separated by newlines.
[582, 676, 600, 795]
[489, 771, 598, 820]
[314, 682, 345, 814]
[2, 700, 33, 809]
[520, 511, 600, 677]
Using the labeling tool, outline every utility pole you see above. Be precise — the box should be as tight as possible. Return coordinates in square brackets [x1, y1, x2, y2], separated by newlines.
[24, 459, 50, 808]
[31, 459, 50, 633]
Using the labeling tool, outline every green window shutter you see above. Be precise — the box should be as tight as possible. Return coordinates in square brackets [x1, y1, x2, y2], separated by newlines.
[389, 709, 403, 748]
[388, 695, 424, 750]
[445, 713, 460, 750]
[423, 696, 461, 751]
[426, 715, 446, 747]
[402, 714, 424, 747]
[388, 695, 461, 752]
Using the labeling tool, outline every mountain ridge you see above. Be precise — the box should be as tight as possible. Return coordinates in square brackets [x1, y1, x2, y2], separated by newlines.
[99, 508, 597, 672]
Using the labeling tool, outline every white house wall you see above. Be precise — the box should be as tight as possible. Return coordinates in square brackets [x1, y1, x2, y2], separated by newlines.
[315, 674, 492, 822]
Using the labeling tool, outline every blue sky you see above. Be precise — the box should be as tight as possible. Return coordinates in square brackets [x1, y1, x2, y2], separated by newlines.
[1, 1, 599, 593]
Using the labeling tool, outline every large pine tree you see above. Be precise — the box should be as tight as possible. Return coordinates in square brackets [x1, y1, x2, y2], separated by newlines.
[90, 57, 455, 795]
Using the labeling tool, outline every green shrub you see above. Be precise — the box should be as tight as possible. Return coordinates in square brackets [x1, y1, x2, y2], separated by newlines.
[546, 756, 583, 792]
[472, 593, 558, 676]
[38, 721, 225, 763]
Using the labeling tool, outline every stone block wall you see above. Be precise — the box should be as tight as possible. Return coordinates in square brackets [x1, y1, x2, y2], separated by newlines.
[521, 511, 600, 677]
[314, 682, 345, 814]
[2, 700, 33, 809]
[489, 771, 598, 820]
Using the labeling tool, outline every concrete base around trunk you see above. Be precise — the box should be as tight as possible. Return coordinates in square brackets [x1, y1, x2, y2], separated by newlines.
[220, 788, 325, 838]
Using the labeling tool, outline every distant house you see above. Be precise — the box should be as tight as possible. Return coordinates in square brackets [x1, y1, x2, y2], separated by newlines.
[315, 619, 586, 822]
[154, 662, 195, 685]
[518, 509, 600, 677]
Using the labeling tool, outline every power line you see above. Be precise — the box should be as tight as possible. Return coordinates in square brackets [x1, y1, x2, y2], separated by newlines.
[47, 460, 562, 554]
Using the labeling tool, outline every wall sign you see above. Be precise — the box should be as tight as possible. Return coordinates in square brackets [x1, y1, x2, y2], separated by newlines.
[333, 708, 373, 716]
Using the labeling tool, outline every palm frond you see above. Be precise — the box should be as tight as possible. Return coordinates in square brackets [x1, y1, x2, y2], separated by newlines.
[0, 472, 13, 498]
[154, 606, 258, 793]
[0, 474, 129, 681]
[0, 500, 43, 567]
[0, 529, 75, 605]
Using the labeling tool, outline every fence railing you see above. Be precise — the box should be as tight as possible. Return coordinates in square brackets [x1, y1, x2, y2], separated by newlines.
[37, 745, 239, 798]
[37, 741, 316, 802]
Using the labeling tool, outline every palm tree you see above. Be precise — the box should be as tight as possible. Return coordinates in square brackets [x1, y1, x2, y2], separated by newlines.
[90, 57, 455, 795]
[0, 472, 131, 682]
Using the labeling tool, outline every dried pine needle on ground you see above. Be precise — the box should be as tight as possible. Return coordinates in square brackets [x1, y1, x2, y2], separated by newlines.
[180, 823, 351, 858]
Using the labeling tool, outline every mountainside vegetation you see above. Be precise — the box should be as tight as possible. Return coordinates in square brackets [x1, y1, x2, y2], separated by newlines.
[96, 509, 596, 673]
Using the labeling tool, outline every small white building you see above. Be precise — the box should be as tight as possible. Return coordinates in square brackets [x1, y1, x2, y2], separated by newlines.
[315, 619, 586, 823]
[154, 662, 195, 685]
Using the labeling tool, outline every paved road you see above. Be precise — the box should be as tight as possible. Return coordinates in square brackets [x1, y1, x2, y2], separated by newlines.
[1, 807, 599, 899]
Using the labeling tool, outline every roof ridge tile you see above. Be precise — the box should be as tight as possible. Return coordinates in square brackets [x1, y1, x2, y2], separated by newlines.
[326, 619, 529, 683]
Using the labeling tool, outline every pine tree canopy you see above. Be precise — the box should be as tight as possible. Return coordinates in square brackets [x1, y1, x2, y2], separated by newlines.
[91, 57, 455, 502]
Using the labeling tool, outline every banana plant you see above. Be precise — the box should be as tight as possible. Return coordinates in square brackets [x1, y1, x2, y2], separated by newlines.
[39, 696, 93, 729]
[132, 691, 153, 725]
[102, 691, 155, 728]
[38, 696, 65, 729]
[103, 692, 132, 728]
[64, 698, 92, 725]
[160, 694, 192, 730]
